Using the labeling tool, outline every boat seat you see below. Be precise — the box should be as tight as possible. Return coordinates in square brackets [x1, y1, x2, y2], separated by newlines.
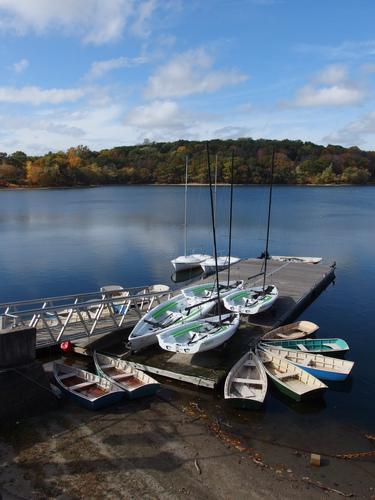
[101, 364, 113, 369]
[70, 381, 97, 390]
[278, 373, 298, 381]
[233, 377, 263, 385]
[112, 373, 133, 380]
[323, 343, 339, 350]
[243, 361, 256, 367]
[59, 373, 78, 380]
[297, 344, 309, 352]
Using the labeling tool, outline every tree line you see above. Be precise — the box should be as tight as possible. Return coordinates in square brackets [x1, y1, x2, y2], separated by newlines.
[0, 138, 374, 188]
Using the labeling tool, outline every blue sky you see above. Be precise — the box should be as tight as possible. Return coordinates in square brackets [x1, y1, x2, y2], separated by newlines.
[1, 0, 375, 154]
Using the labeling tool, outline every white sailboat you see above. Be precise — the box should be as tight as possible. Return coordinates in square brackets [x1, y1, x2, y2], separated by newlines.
[159, 146, 241, 354]
[224, 148, 279, 315]
[200, 154, 240, 273]
[157, 313, 240, 354]
[171, 156, 211, 271]
[127, 293, 215, 352]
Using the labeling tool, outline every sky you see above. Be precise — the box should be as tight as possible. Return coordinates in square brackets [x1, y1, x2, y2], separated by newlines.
[1, 0, 375, 155]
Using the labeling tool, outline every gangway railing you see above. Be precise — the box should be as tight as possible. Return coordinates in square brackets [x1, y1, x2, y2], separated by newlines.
[0, 284, 173, 347]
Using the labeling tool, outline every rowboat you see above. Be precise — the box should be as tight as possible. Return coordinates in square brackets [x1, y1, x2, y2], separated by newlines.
[128, 293, 215, 351]
[157, 313, 240, 354]
[200, 256, 241, 274]
[94, 352, 160, 399]
[182, 280, 244, 300]
[223, 285, 278, 315]
[261, 337, 349, 355]
[53, 362, 124, 410]
[261, 320, 318, 340]
[224, 350, 267, 409]
[256, 348, 327, 401]
[260, 345, 354, 381]
[270, 255, 322, 264]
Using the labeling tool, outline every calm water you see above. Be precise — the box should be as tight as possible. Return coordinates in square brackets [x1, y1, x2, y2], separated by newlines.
[1, 185, 374, 451]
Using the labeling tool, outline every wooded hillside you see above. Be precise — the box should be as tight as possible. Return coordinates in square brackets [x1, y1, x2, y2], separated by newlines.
[1, 138, 374, 187]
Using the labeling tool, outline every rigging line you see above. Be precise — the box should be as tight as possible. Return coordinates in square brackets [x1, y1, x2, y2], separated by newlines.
[207, 142, 221, 323]
[262, 147, 275, 292]
[227, 150, 234, 287]
[184, 155, 188, 256]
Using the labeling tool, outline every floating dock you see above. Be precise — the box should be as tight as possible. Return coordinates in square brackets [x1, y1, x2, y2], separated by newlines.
[74, 258, 336, 389]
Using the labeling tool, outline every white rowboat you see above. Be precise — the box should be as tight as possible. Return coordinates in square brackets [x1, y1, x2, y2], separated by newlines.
[224, 350, 268, 408]
[262, 320, 318, 340]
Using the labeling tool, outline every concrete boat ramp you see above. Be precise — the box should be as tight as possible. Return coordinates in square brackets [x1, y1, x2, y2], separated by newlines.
[73, 258, 336, 389]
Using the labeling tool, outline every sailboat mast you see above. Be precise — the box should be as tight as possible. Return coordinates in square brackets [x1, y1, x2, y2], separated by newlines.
[227, 151, 234, 287]
[207, 144, 222, 322]
[184, 155, 188, 256]
[262, 147, 275, 292]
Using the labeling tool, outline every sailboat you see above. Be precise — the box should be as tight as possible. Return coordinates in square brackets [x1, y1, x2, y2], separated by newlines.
[182, 152, 244, 301]
[158, 145, 240, 354]
[127, 293, 215, 351]
[171, 156, 211, 271]
[223, 148, 279, 315]
[200, 154, 241, 273]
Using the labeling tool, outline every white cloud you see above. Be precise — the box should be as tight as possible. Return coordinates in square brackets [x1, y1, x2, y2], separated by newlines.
[126, 100, 188, 129]
[145, 48, 248, 98]
[88, 56, 147, 79]
[324, 110, 375, 146]
[12, 57, 29, 73]
[296, 40, 375, 60]
[0, 86, 85, 105]
[314, 64, 347, 85]
[131, 0, 156, 37]
[286, 64, 366, 108]
[0, 0, 155, 44]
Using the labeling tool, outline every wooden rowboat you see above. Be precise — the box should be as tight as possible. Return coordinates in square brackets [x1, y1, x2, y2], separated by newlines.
[224, 350, 267, 409]
[260, 345, 354, 381]
[94, 352, 160, 399]
[53, 362, 124, 410]
[261, 338, 349, 355]
[256, 348, 327, 401]
[261, 320, 318, 340]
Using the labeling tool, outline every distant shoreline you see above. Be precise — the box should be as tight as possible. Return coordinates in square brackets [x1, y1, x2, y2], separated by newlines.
[0, 182, 374, 191]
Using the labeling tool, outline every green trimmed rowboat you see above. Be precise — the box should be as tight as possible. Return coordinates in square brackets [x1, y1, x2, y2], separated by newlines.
[94, 352, 159, 399]
[256, 347, 327, 401]
[261, 338, 349, 355]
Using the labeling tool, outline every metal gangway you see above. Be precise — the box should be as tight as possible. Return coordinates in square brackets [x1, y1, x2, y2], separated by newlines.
[0, 284, 173, 349]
